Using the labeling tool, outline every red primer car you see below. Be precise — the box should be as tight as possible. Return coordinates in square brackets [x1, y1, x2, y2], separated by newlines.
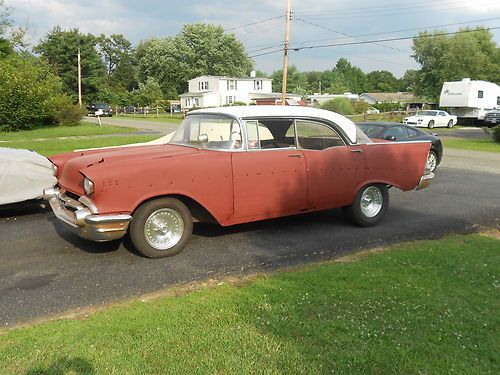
[44, 106, 433, 258]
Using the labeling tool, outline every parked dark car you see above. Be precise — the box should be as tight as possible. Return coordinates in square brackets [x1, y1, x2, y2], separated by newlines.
[123, 105, 136, 114]
[87, 103, 113, 117]
[357, 122, 443, 173]
[484, 110, 500, 127]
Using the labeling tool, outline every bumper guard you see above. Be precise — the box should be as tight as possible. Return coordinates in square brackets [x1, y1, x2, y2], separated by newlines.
[43, 188, 132, 242]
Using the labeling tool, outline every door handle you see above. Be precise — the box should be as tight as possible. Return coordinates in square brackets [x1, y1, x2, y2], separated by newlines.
[288, 154, 302, 158]
[351, 149, 363, 153]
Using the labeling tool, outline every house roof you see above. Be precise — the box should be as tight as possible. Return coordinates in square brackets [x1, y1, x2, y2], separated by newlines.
[188, 105, 359, 143]
[360, 92, 419, 103]
[190, 75, 272, 82]
[179, 91, 213, 97]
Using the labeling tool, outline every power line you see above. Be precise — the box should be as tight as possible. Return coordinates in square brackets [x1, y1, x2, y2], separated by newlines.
[295, 18, 411, 54]
[294, 0, 467, 16]
[293, 1, 499, 20]
[291, 27, 500, 52]
[248, 49, 284, 58]
[292, 17, 500, 47]
[224, 15, 283, 32]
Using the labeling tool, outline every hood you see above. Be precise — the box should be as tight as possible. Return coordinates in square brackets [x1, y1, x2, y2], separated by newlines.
[52, 144, 198, 195]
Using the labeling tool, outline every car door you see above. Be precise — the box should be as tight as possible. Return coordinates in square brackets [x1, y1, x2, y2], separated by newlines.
[296, 119, 366, 208]
[231, 118, 308, 221]
[437, 111, 447, 126]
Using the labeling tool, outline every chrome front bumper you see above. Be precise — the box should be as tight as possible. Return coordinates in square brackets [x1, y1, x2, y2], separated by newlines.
[416, 172, 434, 191]
[43, 187, 132, 242]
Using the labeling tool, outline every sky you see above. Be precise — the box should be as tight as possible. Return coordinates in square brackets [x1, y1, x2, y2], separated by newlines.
[6, 0, 500, 77]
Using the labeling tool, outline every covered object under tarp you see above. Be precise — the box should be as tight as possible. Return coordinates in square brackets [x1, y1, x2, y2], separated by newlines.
[0, 147, 57, 205]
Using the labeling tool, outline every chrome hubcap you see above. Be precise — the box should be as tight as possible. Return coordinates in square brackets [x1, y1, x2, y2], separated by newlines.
[360, 186, 383, 218]
[144, 208, 184, 250]
[427, 153, 437, 172]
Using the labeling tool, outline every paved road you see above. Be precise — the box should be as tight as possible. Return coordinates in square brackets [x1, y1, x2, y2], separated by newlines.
[84, 116, 178, 134]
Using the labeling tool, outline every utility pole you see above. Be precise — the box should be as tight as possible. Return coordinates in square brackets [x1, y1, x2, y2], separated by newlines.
[281, 0, 291, 106]
[77, 48, 82, 106]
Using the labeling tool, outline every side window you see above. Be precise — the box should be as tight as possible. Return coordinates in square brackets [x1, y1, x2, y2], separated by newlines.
[406, 127, 419, 137]
[478, 90, 484, 99]
[245, 118, 296, 149]
[438, 111, 446, 116]
[385, 126, 408, 140]
[296, 120, 344, 150]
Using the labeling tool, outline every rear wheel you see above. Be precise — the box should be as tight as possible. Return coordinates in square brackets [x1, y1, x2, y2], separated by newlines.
[130, 198, 193, 258]
[428, 120, 435, 129]
[447, 120, 453, 128]
[426, 151, 438, 172]
[343, 184, 389, 227]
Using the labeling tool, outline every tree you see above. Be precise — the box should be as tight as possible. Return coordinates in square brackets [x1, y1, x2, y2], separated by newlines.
[0, 0, 12, 58]
[271, 65, 309, 94]
[327, 58, 367, 94]
[98, 33, 132, 75]
[0, 55, 62, 131]
[132, 77, 164, 106]
[321, 98, 354, 115]
[399, 69, 419, 92]
[35, 27, 106, 102]
[137, 23, 253, 97]
[365, 70, 399, 92]
[412, 27, 499, 100]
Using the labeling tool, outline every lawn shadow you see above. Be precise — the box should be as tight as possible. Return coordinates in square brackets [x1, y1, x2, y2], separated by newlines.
[25, 357, 95, 375]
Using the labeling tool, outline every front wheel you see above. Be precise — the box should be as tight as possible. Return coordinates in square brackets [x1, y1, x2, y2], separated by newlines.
[343, 184, 389, 227]
[129, 198, 193, 258]
[428, 120, 435, 129]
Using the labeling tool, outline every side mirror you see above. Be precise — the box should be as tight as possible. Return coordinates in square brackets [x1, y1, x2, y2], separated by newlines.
[385, 135, 396, 141]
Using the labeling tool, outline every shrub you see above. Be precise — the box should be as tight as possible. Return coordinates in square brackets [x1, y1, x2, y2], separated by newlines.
[352, 100, 370, 115]
[0, 55, 61, 131]
[373, 102, 403, 112]
[493, 126, 500, 143]
[53, 95, 86, 126]
[321, 98, 353, 115]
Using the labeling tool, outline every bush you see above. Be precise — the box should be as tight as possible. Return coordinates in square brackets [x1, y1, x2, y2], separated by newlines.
[373, 102, 403, 112]
[321, 98, 353, 115]
[0, 55, 62, 131]
[53, 95, 86, 126]
[493, 126, 500, 143]
[352, 100, 370, 115]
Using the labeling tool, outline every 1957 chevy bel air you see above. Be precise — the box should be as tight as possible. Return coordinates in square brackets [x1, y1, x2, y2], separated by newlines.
[44, 106, 434, 258]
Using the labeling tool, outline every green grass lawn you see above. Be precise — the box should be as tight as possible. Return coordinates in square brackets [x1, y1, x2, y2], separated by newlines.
[0, 122, 159, 156]
[349, 113, 405, 123]
[1, 234, 498, 374]
[443, 138, 500, 153]
[0, 123, 136, 141]
[4, 135, 159, 156]
[116, 114, 184, 124]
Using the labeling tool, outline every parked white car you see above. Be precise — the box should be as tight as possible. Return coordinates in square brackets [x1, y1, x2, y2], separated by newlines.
[0, 148, 57, 205]
[403, 110, 458, 129]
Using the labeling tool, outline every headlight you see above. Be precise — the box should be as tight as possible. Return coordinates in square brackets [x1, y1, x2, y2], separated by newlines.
[53, 164, 58, 177]
[83, 177, 95, 195]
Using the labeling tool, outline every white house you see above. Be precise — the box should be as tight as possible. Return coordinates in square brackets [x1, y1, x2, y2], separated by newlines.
[180, 74, 273, 110]
[439, 79, 500, 121]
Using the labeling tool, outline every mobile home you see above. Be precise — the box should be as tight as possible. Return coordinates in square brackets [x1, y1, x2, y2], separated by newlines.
[439, 79, 500, 122]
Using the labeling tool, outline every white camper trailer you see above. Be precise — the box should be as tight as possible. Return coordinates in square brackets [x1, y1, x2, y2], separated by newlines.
[439, 79, 500, 123]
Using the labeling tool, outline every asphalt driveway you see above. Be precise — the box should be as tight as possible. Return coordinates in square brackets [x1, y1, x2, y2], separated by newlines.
[1, 161, 499, 327]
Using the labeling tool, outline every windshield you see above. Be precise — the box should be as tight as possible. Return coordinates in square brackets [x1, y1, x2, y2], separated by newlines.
[417, 111, 437, 116]
[170, 114, 242, 150]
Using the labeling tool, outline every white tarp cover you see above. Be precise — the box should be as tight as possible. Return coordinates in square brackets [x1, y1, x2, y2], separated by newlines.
[0, 147, 57, 205]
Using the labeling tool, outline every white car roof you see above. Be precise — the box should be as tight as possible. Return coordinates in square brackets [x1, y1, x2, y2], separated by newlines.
[189, 106, 358, 143]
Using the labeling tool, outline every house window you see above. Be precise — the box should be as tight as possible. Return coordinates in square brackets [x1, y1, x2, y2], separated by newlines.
[186, 98, 191, 107]
[225, 96, 234, 105]
[198, 81, 209, 91]
[194, 98, 200, 107]
[254, 80, 263, 90]
[478, 90, 483, 99]
[227, 80, 237, 91]
[497, 96, 500, 106]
